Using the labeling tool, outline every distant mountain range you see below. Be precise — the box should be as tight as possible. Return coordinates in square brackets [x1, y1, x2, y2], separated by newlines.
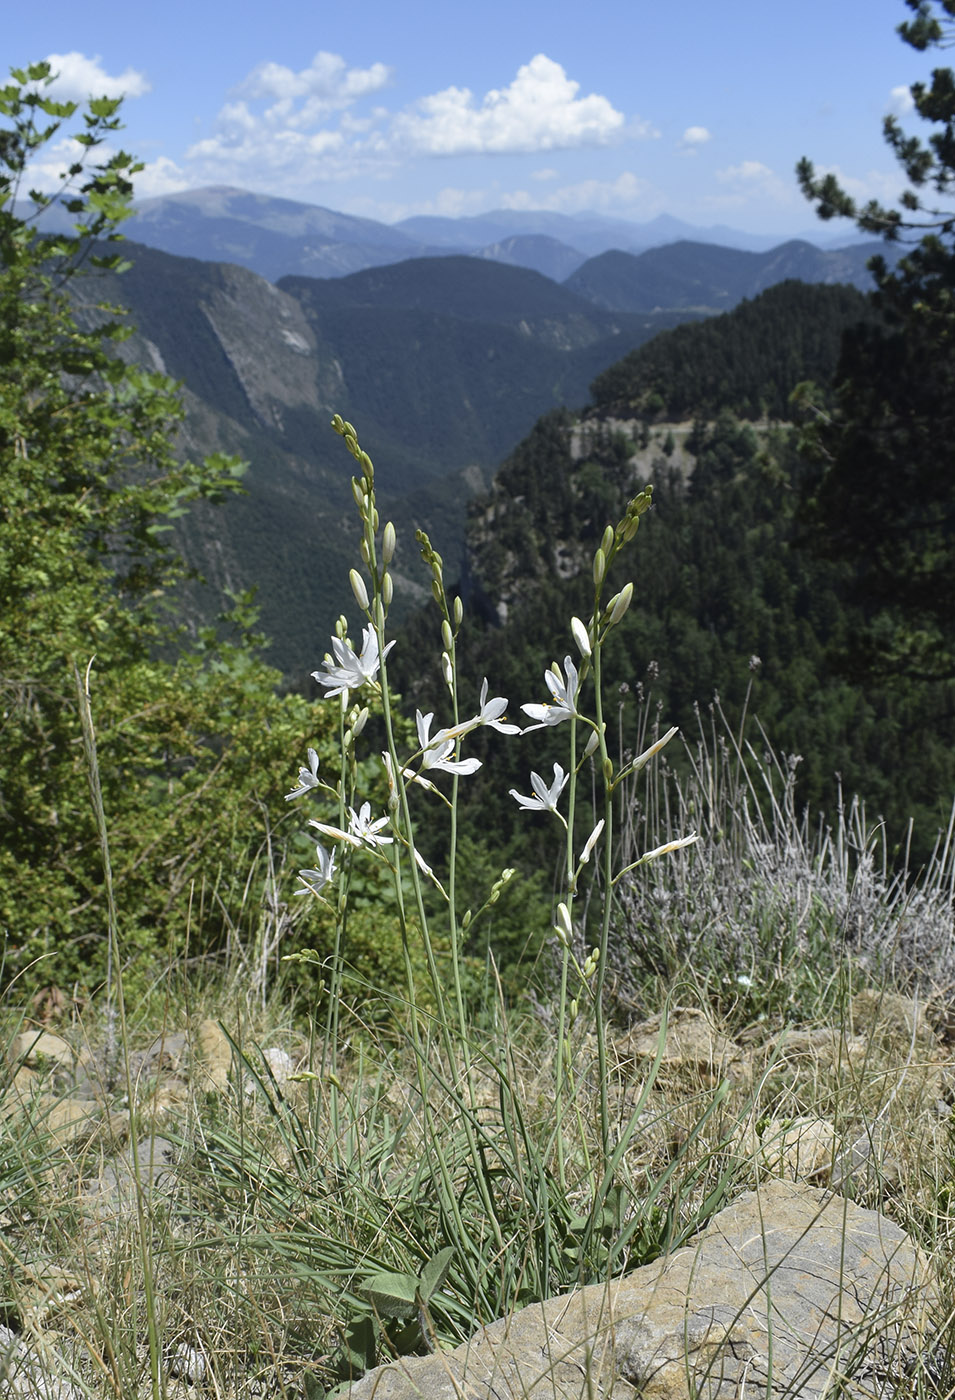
[60, 200, 892, 670]
[51, 185, 877, 284]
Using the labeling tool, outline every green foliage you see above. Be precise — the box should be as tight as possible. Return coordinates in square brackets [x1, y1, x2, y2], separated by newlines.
[590, 280, 875, 420]
[0, 65, 394, 994]
[797, 0, 955, 680]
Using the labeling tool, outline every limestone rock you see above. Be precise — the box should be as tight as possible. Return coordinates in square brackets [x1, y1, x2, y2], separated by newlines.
[193, 1019, 232, 1092]
[9, 1031, 73, 1073]
[735, 1115, 837, 1182]
[850, 989, 936, 1049]
[344, 1181, 932, 1400]
[615, 1010, 742, 1084]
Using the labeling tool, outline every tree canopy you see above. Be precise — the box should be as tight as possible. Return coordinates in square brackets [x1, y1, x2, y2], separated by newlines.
[796, 0, 955, 681]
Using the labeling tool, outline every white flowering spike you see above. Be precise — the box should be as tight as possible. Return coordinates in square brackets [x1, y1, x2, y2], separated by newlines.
[415, 710, 482, 776]
[286, 747, 321, 801]
[571, 616, 592, 658]
[294, 843, 337, 896]
[520, 656, 580, 731]
[509, 762, 568, 814]
[313, 625, 395, 697]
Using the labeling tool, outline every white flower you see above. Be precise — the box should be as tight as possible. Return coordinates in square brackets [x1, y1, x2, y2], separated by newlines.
[313, 625, 394, 697]
[348, 802, 393, 847]
[509, 762, 568, 814]
[521, 656, 580, 730]
[578, 819, 605, 865]
[476, 677, 522, 735]
[640, 833, 699, 862]
[416, 710, 482, 776]
[294, 843, 337, 896]
[310, 801, 393, 849]
[286, 747, 321, 801]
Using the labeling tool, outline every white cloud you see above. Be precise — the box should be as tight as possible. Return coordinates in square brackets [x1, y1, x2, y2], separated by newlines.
[531, 167, 560, 181]
[184, 52, 394, 188]
[500, 171, 661, 215]
[682, 126, 711, 147]
[134, 157, 189, 199]
[888, 84, 915, 115]
[716, 159, 776, 184]
[44, 52, 150, 101]
[813, 163, 905, 207]
[235, 51, 391, 127]
[392, 55, 625, 155]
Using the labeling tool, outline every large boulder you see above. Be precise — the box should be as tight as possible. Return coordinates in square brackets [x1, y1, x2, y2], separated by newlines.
[346, 1180, 932, 1400]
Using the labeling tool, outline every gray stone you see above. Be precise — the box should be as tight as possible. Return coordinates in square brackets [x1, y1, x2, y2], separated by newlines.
[344, 1180, 932, 1400]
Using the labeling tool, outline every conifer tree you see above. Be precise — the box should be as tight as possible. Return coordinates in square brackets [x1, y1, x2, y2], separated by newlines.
[796, 0, 955, 681]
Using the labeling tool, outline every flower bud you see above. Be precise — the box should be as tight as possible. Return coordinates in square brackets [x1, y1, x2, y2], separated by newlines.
[335, 614, 348, 639]
[462, 908, 472, 930]
[583, 727, 601, 758]
[349, 569, 369, 611]
[343, 420, 356, 439]
[353, 706, 369, 736]
[351, 477, 364, 508]
[602, 756, 613, 783]
[600, 524, 615, 556]
[374, 597, 385, 629]
[554, 901, 573, 948]
[607, 581, 634, 627]
[569, 998, 579, 1022]
[432, 578, 443, 605]
[441, 650, 453, 689]
[331, 414, 345, 435]
[593, 547, 607, 587]
[442, 619, 453, 652]
[570, 616, 592, 658]
[453, 595, 463, 627]
[382, 572, 393, 608]
[360, 537, 371, 565]
[359, 450, 374, 481]
[382, 521, 396, 564]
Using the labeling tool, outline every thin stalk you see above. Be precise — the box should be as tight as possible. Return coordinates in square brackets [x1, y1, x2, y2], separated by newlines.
[74, 661, 162, 1400]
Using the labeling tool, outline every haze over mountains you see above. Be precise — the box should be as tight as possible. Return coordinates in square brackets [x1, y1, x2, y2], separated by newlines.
[59, 185, 891, 669]
[120, 185, 877, 283]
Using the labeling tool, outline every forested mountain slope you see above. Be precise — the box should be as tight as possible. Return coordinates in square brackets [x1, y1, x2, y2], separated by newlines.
[392, 280, 955, 869]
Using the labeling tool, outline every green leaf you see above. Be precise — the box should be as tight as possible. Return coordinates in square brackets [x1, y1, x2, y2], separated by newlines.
[361, 1270, 420, 1319]
[417, 1246, 454, 1303]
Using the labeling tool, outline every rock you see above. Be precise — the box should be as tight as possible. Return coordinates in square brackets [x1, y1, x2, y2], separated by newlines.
[0, 1324, 83, 1400]
[735, 1115, 837, 1182]
[245, 1046, 294, 1096]
[615, 1010, 742, 1084]
[167, 1342, 209, 1384]
[343, 1181, 933, 1400]
[9, 1031, 73, 1073]
[193, 1019, 231, 1092]
[850, 990, 936, 1048]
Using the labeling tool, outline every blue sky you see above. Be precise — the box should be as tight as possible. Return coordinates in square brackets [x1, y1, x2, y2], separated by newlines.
[5, 0, 937, 234]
